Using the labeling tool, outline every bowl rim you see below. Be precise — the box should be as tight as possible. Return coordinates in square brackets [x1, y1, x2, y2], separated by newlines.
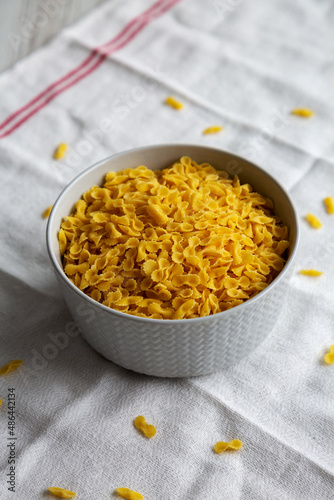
[46, 143, 300, 324]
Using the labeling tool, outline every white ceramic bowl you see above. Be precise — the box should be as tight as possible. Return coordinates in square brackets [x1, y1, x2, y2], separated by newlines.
[47, 144, 299, 377]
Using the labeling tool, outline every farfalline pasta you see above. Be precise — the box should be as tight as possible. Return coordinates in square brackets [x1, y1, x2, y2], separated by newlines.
[53, 143, 68, 160]
[214, 439, 243, 453]
[0, 360, 23, 376]
[203, 126, 223, 135]
[324, 196, 334, 215]
[291, 108, 314, 118]
[59, 157, 289, 320]
[47, 487, 76, 498]
[299, 269, 323, 277]
[116, 487, 144, 500]
[324, 345, 334, 365]
[134, 415, 156, 438]
[42, 205, 53, 219]
[164, 96, 184, 110]
[306, 213, 322, 229]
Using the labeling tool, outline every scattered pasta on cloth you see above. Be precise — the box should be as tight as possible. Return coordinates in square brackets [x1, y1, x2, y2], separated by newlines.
[214, 439, 243, 453]
[324, 345, 334, 365]
[47, 487, 76, 498]
[324, 196, 334, 215]
[53, 143, 68, 160]
[116, 487, 144, 500]
[59, 157, 289, 319]
[42, 205, 53, 219]
[306, 213, 322, 229]
[299, 269, 323, 277]
[291, 108, 314, 118]
[202, 125, 223, 135]
[134, 415, 156, 438]
[164, 96, 184, 110]
[0, 360, 23, 376]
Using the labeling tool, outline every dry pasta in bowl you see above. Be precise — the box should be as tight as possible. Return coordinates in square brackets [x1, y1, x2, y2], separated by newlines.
[58, 156, 289, 320]
[47, 144, 299, 376]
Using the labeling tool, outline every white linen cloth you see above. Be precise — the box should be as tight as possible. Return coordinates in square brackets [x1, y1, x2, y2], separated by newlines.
[1, 0, 334, 498]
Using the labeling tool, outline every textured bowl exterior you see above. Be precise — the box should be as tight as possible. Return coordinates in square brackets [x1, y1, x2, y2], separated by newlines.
[47, 144, 299, 378]
[57, 268, 291, 377]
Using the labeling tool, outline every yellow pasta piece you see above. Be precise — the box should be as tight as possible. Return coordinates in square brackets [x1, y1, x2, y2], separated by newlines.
[134, 415, 156, 438]
[142, 259, 158, 276]
[165, 96, 184, 110]
[53, 143, 68, 160]
[42, 205, 53, 219]
[147, 204, 169, 224]
[324, 345, 334, 365]
[116, 487, 144, 500]
[47, 487, 76, 498]
[0, 360, 23, 376]
[299, 269, 323, 277]
[172, 275, 200, 287]
[214, 439, 243, 453]
[324, 196, 334, 215]
[0, 398, 2, 406]
[306, 213, 322, 229]
[203, 125, 223, 135]
[291, 108, 314, 118]
[59, 159, 289, 319]
[64, 263, 89, 275]
[173, 299, 196, 319]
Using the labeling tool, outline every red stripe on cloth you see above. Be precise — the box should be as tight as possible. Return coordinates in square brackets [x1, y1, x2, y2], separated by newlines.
[0, 0, 169, 133]
[0, 0, 181, 139]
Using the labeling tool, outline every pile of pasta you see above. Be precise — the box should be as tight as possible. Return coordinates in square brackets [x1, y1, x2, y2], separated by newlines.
[59, 157, 289, 319]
